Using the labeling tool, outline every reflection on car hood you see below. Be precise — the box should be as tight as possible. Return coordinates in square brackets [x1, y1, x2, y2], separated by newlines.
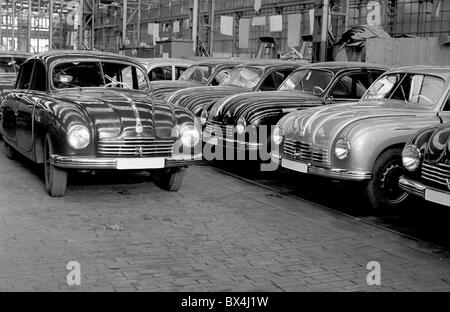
[209, 90, 323, 125]
[169, 85, 246, 116]
[410, 124, 450, 163]
[151, 80, 202, 99]
[281, 99, 434, 149]
[53, 88, 174, 140]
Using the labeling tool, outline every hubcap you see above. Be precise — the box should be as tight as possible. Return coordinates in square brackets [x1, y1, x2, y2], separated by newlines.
[379, 161, 408, 203]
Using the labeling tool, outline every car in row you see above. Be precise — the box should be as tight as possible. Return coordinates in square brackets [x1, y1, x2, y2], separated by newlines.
[271, 66, 450, 210]
[202, 62, 387, 160]
[400, 122, 450, 208]
[0, 50, 202, 197]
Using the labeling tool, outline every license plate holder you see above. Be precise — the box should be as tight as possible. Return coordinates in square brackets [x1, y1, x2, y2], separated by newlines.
[116, 158, 165, 170]
[281, 159, 308, 173]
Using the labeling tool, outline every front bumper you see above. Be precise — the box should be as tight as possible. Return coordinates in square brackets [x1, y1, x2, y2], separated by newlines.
[203, 136, 262, 151]
[271, 153, 372, 182]
[50, 154, 203, 170]
[399, 176, 450, 207]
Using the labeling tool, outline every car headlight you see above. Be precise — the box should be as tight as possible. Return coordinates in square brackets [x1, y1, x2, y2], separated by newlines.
[179, 125, 200, 148]
[67, 124, 90, 150]
[273, 126, 284, 145]
[334, 138, 351, 160]
[402, 144, 422, 172]
[236, 118, 246, 135]
[200, 109, 208, 126]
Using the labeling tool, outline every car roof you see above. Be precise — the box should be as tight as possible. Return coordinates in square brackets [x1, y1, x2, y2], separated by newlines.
[297, 61, 388, 73]
[30, 50, 143, 66]
[235, 59, 307, 70]
[137, 58, 195, 66]
[388, 65, 450, 80]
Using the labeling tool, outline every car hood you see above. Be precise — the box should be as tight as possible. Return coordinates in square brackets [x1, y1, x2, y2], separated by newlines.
[151, 80, 201, 99]
[410, 124, 450, 163]
[168, 85, 247, 116]
[53, 88, 174, 140]
[209, 90, 323, 125]
[281, 99, 435, 149]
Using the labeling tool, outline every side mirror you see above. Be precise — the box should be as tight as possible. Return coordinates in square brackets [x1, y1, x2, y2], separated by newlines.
[7, 59, 16, 66]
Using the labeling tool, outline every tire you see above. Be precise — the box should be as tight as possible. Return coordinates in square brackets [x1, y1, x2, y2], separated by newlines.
[155, 167, 186, 192]
[44, 136, 68, 197]
[365, 148, 410, 211]
[5, 142, 16, 160]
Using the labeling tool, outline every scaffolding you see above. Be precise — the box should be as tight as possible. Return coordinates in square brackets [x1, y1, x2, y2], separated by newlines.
[0, 0, 449, 55]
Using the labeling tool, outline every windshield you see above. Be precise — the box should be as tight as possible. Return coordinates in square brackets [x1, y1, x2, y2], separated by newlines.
[179, 65, 212, 83]
[363, 73, 445, 108]
[279, 69, 334, 95]
[219, 67, 263, 89]
[52, 60, 149, 91]
[0, 57, 21, 73]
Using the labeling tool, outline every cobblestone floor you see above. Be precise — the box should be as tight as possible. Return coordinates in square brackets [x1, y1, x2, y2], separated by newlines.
[0, 146, 450, 291]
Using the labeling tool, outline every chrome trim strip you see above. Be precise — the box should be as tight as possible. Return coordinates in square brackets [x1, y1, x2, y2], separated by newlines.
[271, 154, 372, 181]
[50, 154, 202, 169]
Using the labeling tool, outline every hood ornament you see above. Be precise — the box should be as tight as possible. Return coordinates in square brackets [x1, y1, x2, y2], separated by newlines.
[136, 123, 144, 134]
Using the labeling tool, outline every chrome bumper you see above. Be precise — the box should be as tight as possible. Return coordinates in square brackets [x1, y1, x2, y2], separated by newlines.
[50, 154, 203, 170]
[399, 176, 450, 207]
[203, 136, 262, 151]
[271, 154, 372, 182]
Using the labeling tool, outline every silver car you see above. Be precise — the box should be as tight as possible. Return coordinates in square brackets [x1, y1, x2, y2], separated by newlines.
[272, 66, 450, 210]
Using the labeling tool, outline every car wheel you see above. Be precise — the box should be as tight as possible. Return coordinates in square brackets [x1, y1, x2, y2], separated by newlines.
[155, 167, 186, 192]
[365, 148, 410, 211]
[44, 136, 67, 197]
[5, 142, 16, 160]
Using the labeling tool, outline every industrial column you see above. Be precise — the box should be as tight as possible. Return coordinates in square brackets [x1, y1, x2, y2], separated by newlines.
[122, 0, 127, 46]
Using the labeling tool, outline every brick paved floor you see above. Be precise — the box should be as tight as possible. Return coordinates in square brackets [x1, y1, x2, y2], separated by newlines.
[0, 146, 450, 291]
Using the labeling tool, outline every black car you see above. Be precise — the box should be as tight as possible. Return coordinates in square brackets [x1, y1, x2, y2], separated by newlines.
[203, 62, 387, 157]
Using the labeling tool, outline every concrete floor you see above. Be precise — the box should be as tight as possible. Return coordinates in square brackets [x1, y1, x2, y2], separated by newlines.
[0, 145, 450, 291]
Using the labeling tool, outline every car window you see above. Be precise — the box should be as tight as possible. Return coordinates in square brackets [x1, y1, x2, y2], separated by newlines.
[30, 61, 46, 92]
[220, 67, 263, 89]
[17, 61, 34, 90]
[175, 66, 187, 80]
[179, 65, 212, 83]
[150, 66, 172, 81]
[210, 68, 230, 86]
[331, 73, 371, 99]
[0, 57, 19, 73]
[365, 73, 445, 108]
[52, 61, 149, 91]
[279, 69, 334, 95]
[442, 94, 450, 111]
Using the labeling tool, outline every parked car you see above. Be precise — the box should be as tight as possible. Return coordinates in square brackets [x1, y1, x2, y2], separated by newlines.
[0, 51, 31, 92]
[0, 51, 202, 197]
[151, 59, 241, 99]
[203, 62, 386, 156]
[399, 123, 450, 207]
[138, 57, 195, 81]
[166, 60, 307, 117]
[272, 66, 450, 210]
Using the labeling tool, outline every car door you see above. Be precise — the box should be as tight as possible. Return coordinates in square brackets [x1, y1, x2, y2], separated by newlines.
[17, 60, 45, 152]
[1, 60, 33, 146]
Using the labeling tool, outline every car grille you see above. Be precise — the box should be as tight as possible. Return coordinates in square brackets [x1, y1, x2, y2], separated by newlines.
[421, 162, 450, 190]
[282, 138, 329, 165]
[98, 138, 174, 157]
[205, 121, 234, 138]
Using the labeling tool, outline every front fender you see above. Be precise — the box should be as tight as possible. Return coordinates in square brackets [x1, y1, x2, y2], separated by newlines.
[333, 115, 441, 172]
